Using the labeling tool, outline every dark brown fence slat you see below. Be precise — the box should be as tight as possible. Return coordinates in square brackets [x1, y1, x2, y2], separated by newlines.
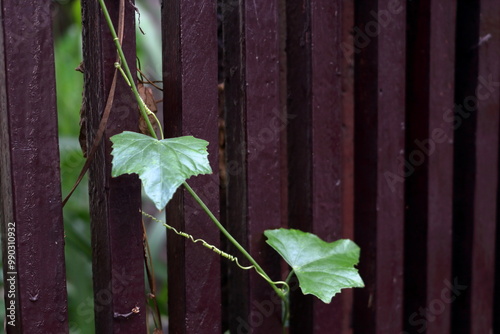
[340, 1, 356, 332]
[222, 0, 284, 332]
[452, 1, 500, 333]
[423, 3, 456, 332]
[496, 169, 500, 333]
[162, 0, 221, 332]
[469, 3, 500, 333]
[404, 1, 456, 333]
[459, 0, 499, 332]
[286, 0, 345, 332]
[81, 1, 146, 332]
[353, 1, 406, 333]
[0, 2, 68, 333]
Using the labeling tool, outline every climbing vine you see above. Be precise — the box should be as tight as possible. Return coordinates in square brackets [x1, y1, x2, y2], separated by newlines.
[93, 0, 365, 331]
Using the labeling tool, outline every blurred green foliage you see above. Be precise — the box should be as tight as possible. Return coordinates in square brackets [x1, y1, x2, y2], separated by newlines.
[54, 1, 94, 332]
[18, 1, 165, 333]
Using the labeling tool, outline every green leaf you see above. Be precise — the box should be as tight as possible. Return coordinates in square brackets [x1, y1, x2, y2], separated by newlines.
[264, 228, 364, 303]
[110, 131, 212, 210]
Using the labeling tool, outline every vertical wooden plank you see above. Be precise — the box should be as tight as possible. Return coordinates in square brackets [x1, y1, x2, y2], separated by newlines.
[81, 1, 147, 332]
[404, 1, 456, 333]
[424, 4, 456, 333]
[341, 1, 355, 332]
[353, 1, 406, 333]
[162, 0, 221, 332]
[244, 0, 284, 329]
[470, 3, 499, 332]
[286, 0, 345, 332]
[497, 167, 500, 334]
[222, 0, 283, 332]
[453, 1, 500, 333]
[0, 1, 69, 333]
[496, 179, 500, 333]
[422, 2, 456, 334]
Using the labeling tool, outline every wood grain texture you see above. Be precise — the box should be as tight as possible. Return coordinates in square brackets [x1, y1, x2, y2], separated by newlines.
[81, 1, 146, 332]
[0, 1, 68, 333]
[162, 0, 221, 332]
[353, 1, 406, 333]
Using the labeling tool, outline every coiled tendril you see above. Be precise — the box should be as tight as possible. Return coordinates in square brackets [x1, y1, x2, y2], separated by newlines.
[141, 210, 289, 295]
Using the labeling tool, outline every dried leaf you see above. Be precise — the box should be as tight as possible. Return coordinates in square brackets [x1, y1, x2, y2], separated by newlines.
[76, 61, 87, 157]
[138, 83, 159, 137]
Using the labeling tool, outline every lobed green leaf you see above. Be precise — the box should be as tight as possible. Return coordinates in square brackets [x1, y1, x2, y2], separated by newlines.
[110, 131, 212, 210]
[264, 228, 364, 303]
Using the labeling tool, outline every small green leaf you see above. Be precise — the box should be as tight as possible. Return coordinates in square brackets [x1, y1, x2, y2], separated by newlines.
[110, 131, 212, 210]
[264, 228, 364, 303]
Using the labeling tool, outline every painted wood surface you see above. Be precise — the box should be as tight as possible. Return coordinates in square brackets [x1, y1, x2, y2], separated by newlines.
[404, 1, 456, 333]
[0, 2, 69, 333]
[286, 0, 345, 332]
[81, 1, 147, 332]
[353, 1, 406, 333]
[163, 0, 221, 332]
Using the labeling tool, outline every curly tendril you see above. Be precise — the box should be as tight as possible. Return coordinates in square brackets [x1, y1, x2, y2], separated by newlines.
[140, 210, 289, 295]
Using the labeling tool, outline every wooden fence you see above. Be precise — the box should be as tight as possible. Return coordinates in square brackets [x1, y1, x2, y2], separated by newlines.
[0, 0, 499, 333]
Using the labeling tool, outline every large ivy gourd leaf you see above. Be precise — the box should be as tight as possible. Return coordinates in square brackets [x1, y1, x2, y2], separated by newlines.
[110, 131, 212, 210]
[264, 228, 364, 303]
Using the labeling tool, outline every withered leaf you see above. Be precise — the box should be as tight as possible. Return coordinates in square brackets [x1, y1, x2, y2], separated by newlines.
[76, 61, 87, 157]
[138, 83, 159, 137]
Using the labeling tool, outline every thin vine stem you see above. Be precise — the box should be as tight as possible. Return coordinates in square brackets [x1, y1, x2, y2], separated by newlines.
[282, 269, 296, 327]
[183, 182, 288, 299]
[98, 0, 157, 139]
[114, 62, 165, 140]
[142, 211, 252, 271]
[98, 0, 290, 324]
[143, 208, 291, 325]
